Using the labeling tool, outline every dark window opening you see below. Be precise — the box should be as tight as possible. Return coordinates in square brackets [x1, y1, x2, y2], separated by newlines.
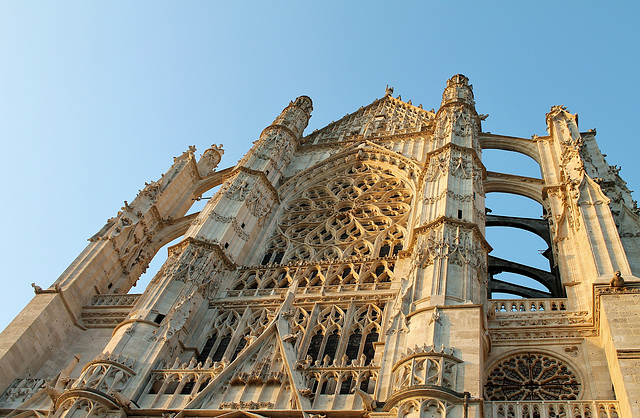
[180, 381, 195, 395]
[197, 334, 217, 363]
[154, 314, 166, 324]
[393, 243, 403, 256]
[458, 209, 463, 219]
[379, 244, 390, 257]
[345, 330, 362, 361]
[211, 336, 231, 362]
[198, 378, 210, 392]
[340, 377, 353, 394]
[273, 252, 285, 264]
[360, 375, 371, 393]
[320, 380, 331, 395]
[231, 337, 248, 361]
[322, 331, 340, 362]
[363, 332, 378, 365]
[149, 379, 164, 394]
[307, 331, 324, 362]
[261, 252, 272, 265]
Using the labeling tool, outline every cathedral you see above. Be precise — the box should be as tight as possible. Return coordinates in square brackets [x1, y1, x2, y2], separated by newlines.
[0, 74, 638, 417]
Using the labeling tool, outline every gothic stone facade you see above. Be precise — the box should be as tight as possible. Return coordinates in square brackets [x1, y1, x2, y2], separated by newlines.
[0, 75, 637, 417]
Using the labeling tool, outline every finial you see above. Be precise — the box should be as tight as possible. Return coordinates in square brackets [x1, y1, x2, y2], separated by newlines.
[385, 85, 394, 96]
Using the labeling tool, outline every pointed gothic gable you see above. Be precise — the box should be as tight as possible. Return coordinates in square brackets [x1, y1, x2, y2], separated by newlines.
[577, 175, 611, 207]
[301, 95, 435, 146]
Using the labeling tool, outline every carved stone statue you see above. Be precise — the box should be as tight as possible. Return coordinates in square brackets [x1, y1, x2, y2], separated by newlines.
[610, 270, 625, 287]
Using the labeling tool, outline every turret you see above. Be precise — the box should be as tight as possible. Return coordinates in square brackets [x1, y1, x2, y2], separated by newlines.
[270, 95, 313, 138]
[434, 74, 481, 152]
[440, 73, 475, 108]
[237, 96, 313, 184]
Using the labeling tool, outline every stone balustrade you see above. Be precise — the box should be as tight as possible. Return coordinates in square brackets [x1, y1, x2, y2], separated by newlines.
[485, 400, 619, 418]
[82, 294, 142, 328]
[88, 294, 141, 307]
[0, 378, 46, 408]
[391, 345, 461, 392]
[490, 298, 567, 314]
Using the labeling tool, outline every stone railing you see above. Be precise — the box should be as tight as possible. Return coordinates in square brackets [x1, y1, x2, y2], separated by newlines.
[72, 352, 136, 395]
[82, 294, 142, 328]
[88, 294, 142, 307]
[223, 288, 288, 298]
[0, 378, 46, 408]
[391, 345, 461, 392]
[485, 400, 619, 418]
[490, 298, 567, 314]
[223, 259, 396, 299]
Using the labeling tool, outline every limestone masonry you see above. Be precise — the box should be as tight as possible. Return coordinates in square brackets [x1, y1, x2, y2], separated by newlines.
[1, 75, 638, 417]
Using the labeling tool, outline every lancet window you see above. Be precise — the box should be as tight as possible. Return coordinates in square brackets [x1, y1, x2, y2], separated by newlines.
[231, 309, 274, 361]
[197, 311, 240, 364]
[302, 303, 383, 368]
[196, 309, 274, 365]
[260, 161, 413, 265]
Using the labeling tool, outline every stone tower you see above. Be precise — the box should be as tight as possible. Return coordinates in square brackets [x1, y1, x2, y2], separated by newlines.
[0, 75, 638, 417]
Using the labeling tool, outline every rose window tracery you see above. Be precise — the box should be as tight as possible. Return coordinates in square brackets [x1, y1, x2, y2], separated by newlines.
[261, 162, 413, 264]
[485, 353, 580, 401]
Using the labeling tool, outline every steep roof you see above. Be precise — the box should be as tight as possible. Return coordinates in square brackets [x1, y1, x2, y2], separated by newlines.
[301, 94, 436, 146]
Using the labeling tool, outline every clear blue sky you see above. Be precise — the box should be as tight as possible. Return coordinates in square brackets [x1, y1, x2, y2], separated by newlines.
[1, 2, 640, 332]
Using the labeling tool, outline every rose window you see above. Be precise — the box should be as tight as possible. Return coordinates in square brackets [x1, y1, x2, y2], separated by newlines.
[261, 162, 413, 264]
[485, 353, 580, 401]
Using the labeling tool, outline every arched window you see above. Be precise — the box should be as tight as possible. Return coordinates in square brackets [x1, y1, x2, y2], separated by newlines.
[307, 330, 324, 362]
[211, 335, 231, 362]
[339, 374, 354, 394]
[345, 329, 362, 361]
[321, 329, 341, 363]
[485, 352, 580, 401]
[197, 332, 217, 364]
[200, 310, 240, 363]
[264, 160, 413, 265]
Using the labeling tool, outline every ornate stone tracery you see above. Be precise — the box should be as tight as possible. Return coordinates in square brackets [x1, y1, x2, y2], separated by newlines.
[484, 352, 581, 401]
[262, 161, 413, 265]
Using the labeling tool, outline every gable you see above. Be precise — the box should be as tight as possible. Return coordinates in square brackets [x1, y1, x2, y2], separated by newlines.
[302, 95, 435, 146]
